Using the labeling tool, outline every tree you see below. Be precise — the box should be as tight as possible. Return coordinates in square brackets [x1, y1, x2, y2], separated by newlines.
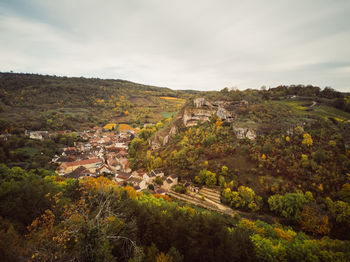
[302, 133, 313, 147]
[154, 176, 163, 185]
[222, 186, 262, 212]
[221, 165, 228, 176]
[195, 169, 217, 187]
[153, 157, 163, 169]
[250, 234, 287, 262]
[268, 191, 314, 221]
[167, 247, 183, 262]
[205, 171, 217, 187]
[301, 204, 330, 235]
[219, 175, 226, 188]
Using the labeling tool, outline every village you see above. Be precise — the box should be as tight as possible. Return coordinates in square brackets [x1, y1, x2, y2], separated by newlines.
[47, 126, 179, 194]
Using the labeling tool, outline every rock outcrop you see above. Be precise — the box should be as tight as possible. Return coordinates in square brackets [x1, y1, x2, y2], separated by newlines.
[183, 108, 215, 127]
[150, 97, 256, 150]
[233, 127, 257, 140]
[187, 98, 257, 140]
[183, 98, 246, 127]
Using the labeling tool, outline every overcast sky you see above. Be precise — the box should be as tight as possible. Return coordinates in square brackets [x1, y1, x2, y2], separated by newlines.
[1, 0, 350, 91]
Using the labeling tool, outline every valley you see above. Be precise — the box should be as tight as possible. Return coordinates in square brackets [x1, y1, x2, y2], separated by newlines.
[0, 73, 350, 262]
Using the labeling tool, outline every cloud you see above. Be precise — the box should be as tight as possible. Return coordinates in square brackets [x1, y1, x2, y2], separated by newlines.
[0, 0, 350, 91]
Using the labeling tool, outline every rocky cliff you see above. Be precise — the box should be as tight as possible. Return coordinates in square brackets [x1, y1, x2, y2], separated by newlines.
[149, 98, 258, 150]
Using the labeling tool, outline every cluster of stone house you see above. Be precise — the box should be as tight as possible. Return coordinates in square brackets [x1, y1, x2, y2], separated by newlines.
[25, 130, 50, 140]
[53, 127, 134, 177]
[115, 169, 178, 193]
[52, 126, 179, 193]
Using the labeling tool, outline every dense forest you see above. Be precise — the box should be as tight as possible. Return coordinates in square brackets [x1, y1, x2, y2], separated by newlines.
[1, 167, 349, 262]
[0, 73, 350, 261]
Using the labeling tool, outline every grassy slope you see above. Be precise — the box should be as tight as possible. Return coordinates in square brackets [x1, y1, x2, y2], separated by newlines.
[274, 100, 350, 121]
[0, 73, 198, 131]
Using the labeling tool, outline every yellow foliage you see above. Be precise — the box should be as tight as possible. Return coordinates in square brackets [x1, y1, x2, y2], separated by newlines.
[80, 177, 120, 195]
[301, 154, 308, 161]
[329, 140, 336, 147]
[156, 252, 173, 262]
[274, 227, 295, 242]
[159, 96, 184, 101]
[318, 184, 324, 191]
[124, 186, 137, 199]
[107, 216, 116, 223]
[302, 133, 313, 147]
[194, 176, 201, 183]
[103, 123, 117, 130]
[118, 123, 139, 133]
[238, 219, 265, 235]
[295, 126, 304, 135]
[259, 177, 264, 184]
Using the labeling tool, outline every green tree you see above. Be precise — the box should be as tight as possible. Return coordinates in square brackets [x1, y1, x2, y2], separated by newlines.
[205, 171, 217, 187]
[250, 234, 287, 262]
[268, 191, 314, 221]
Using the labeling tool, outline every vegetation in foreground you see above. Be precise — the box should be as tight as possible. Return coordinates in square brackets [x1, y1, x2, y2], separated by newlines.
[0, 167, 349, 262]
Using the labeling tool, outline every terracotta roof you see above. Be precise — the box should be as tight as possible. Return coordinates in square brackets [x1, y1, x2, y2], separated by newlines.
[64, 158, 102, 167]
[155, 188, 166, 194]
[116, 171, 132, 180]
[96, 164, 113, 173]
[65, 147, 76, 151]
[128, 177, 142, 183]
[64, 166, 87, 179]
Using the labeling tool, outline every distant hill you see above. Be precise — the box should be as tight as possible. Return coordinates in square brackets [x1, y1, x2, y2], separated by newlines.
[0, 72, 200, 132]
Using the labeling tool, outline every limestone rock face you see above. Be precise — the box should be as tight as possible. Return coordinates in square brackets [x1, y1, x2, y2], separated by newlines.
[216, 106, 234, 121]
[151, 97, 256, 149]
[169, 125, 178, 136]
[194, 98, 206, 108]
[233, 127, 257, 140]
[183, 108, 215, 127]
[150, 119, 179, 149]
[163, 135, 169, 145]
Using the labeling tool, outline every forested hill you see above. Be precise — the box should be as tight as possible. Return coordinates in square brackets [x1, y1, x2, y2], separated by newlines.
[0, 72, 198, 132]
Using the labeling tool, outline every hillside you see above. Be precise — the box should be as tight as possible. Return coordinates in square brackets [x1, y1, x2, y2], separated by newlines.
[130, 86, 350, 241]
[0, 72, 198, 132]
